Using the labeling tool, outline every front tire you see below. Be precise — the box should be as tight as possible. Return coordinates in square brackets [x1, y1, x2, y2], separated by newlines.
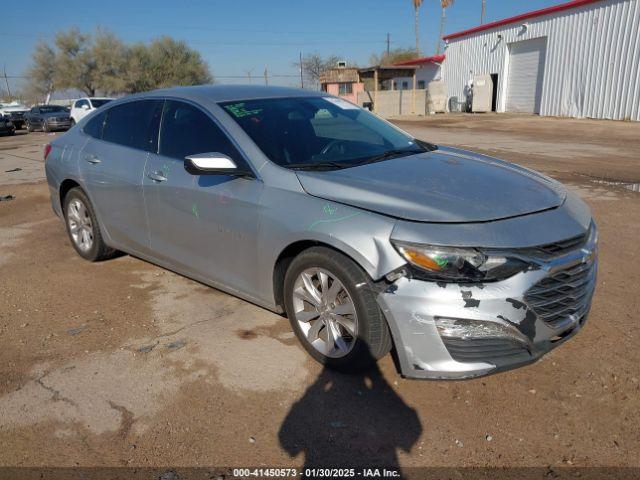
[284, 247, 392, 371]
[63, 187, 115, 261]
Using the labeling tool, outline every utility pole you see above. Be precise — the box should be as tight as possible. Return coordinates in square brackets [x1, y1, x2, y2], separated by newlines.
[244, 68, 255, 84]
[299, 52, 304, 89]
[2, 65, 11, 101]
[264, 66, 269, 86]
[481, 0, 486, 24]
[437, 7, 446, 54]
[386, 33, 390, 57]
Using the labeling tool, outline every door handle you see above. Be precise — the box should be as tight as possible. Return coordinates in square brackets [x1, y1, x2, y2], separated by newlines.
[147, 171, 167, 182]
[85, 155, 101, 164]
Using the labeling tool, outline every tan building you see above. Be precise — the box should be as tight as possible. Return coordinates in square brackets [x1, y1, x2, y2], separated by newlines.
[319, 65, 364, 104]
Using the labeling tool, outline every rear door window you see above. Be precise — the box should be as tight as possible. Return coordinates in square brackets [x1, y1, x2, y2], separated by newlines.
[83, 110, 107, 139]
[102, 100, 163, 152]
[158, 100, 241, 161]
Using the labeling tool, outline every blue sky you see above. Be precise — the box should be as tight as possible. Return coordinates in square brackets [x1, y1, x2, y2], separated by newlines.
[2, 0, 565, 92]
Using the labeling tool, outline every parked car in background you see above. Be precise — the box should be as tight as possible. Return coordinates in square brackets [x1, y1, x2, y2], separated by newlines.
[44, 85, 598, 380]
[0, 114, 16, 136]
[0, 102, 30, 130]
[70, 97, 113, 125]
[25, 105, 72, 132]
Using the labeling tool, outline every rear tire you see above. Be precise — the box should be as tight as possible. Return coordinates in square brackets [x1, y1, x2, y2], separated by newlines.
[63, 187, 116, 261]
[284, 246, 392, 372]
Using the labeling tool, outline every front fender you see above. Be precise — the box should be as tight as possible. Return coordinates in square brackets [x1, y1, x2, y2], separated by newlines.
[257, 188, 406, 306]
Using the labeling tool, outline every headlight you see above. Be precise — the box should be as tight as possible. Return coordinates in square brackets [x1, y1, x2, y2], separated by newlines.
[392, 241, 529, 282]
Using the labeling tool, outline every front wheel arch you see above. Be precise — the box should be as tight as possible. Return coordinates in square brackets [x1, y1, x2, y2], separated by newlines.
[272, 239, 382, 312]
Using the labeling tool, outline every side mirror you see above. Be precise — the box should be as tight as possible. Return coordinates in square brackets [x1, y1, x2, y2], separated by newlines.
[184, 152, 250, 176]
[82, 104, 90, 110]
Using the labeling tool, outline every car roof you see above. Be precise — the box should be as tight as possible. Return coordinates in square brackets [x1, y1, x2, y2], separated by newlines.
[137, 84, 326, 103]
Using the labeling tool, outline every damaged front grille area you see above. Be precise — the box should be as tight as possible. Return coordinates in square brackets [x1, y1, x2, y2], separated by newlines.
[442, 337, 530, 363]
[525, 260, 596, 331]
[526, 232, 588, 259]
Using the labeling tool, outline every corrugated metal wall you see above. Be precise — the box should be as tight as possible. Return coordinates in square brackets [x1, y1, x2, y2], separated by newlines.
[441, 0, 640, 121]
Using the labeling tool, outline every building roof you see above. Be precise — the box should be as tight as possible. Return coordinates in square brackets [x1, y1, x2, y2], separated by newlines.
[394, 54, 446, 66]
[443, 0, 603, 41]
[319, 67, 360, 84]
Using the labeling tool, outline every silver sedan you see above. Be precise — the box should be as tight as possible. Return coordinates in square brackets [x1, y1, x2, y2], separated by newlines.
[44, 86, 597, 379]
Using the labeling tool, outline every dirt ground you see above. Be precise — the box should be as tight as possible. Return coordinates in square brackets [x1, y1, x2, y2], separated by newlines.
[0, 114, 639, 475]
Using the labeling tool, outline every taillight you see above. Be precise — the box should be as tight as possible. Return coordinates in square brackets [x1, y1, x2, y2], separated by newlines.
[44, 144, 52, 161]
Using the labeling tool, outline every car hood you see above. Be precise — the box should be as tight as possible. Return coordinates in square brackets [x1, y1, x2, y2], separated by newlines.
[1, 106, 29, 113]
[294, 147, 567, 223]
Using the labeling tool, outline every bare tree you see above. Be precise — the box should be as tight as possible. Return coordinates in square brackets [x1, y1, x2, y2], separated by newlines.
[437, 0, 455, 55]
[293, 53, 343, 89]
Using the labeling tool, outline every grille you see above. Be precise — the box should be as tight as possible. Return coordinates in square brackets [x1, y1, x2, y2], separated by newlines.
[525, 260, 596, 330]
[528, 233, 588, 258]
[442, 337, 529, 363]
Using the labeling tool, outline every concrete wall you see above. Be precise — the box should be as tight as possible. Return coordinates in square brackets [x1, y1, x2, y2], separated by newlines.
[357, 89, 427, 118]
[442, 0, 640, 121]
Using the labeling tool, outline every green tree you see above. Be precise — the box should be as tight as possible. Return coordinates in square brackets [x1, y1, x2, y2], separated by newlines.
[370, 47, 419, 66]
[53, 28, 97, 96]
[91, 29, 128, 94]
[145, 37, 213, 90]
[26, 28, 213, 98]
[26, 42, 57, 102]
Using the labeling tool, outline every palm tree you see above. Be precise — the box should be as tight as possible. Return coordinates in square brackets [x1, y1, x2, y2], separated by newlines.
[413, 0, 423, 56]
[437, 0, 455, 54]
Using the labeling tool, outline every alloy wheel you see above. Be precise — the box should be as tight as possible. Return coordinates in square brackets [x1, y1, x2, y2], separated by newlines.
[292, 268, 358, 358]
[67, 198, 94, 252]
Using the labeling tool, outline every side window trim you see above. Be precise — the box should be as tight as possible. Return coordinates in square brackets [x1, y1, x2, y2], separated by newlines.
[157, 97, 257, 178]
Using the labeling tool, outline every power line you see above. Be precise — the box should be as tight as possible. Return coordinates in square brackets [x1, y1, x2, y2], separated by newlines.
[1, 14, 412, 37]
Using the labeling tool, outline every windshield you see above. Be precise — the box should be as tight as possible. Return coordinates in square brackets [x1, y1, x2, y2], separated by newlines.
[90, 99, 112, 108]
[220, 97, 433, 170]
[39, 106, 67, 113]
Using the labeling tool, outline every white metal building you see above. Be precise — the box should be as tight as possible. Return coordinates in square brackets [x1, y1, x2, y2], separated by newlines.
[441, 0, 640, 121]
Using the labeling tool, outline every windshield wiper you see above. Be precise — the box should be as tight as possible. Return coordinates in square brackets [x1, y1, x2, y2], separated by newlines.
[357, 148, 425, 166]
[287, 161, 350, 171]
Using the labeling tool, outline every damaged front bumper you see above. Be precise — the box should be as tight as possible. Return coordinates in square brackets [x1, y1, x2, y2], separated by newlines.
[377, 237, 597, 380]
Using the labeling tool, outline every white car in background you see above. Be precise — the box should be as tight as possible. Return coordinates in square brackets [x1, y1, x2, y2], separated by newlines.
[69, 97, 113, 125]
[0, 102, 30, 130]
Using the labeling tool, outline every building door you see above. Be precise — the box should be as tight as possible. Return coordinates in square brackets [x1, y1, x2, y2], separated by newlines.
[506, 37, 547, 114]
